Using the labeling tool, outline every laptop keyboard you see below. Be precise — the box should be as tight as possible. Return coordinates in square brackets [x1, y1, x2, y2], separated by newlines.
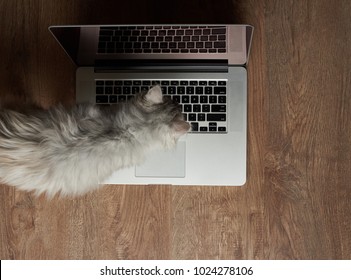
[95, 80, 227, 133]
[98, 26, 227, 54]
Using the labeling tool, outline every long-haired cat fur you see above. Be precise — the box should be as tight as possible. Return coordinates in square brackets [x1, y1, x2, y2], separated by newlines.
[0, 86, 190, 197]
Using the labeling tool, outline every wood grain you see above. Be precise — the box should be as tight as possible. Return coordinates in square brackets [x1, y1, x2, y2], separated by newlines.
[1, 0, 351, 259]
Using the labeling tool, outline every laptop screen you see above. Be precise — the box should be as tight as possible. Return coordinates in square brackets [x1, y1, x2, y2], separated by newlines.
[49, 25, 252, 66]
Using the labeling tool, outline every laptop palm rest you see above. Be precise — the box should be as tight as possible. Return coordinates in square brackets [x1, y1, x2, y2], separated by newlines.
[135, 141, 186, 178]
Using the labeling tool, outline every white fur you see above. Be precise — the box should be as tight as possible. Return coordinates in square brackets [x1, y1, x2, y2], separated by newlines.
[0, 87, 190, 197]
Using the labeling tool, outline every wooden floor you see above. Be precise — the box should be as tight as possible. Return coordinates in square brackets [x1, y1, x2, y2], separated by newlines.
[0, 0, 350, 259]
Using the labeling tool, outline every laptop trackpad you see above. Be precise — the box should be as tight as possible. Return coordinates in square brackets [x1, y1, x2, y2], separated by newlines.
[135, 141, 186, 178]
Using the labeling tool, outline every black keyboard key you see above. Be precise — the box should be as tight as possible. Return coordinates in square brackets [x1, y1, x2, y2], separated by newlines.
[191, 96, 199, 103]
[196, 42, 204, 48]
[181, 96, 190, 103]
[156, 36, 164, 42]
[96, 87, 104, 94]
[168, 87, 176, 94]
[132, 87, 140, 94]
[198, 114, 205, 121]
[205, 42, 212, 48]
[212, 28, 226, 34]
[218, 96, 226, 103]
[200, 96, 208, 103]
[214, 42, 226, 48]
[205, 87, 212, 94]
[211, 105, 226, 112]
[200, 127, 208, 132]
[96, 95, 108, 103]
[209, 35, 217, 41]
[209, 96, 217, 103]
[214, 87, 227, 94]
[105, 87, 113, 94]
[167, 30, 176, 35]
[114, 87, 122, 94]
[184, 105, 192, 112]
[202, 105, 210, 112]
[177, 87, 186, 94]
[218, 81, 227, 85]
[207, 114, 226, 121]
[186, 87, 195, 94]
[96, 81, 104, 86]
[191, 122, 199, 132]
[123, 87, 131, 94]
[193, 105, 201, 112]
[159, 30, 167, 36]
[109, 95, 117, 103]
[218, 127, 226, 132]
[172, 95, 180, 103]
[196, 87, 204, 94]
[143, 42, 151, 48]
[189, 114, 196, 121]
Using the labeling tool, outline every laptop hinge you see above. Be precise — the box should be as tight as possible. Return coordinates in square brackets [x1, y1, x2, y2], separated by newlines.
[94, 59, 229, 73]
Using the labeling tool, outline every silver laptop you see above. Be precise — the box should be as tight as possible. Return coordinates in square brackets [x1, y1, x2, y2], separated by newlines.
[49, 24, 253, 186]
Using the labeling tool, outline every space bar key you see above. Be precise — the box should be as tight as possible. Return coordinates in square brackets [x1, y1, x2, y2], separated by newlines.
[207, 114, 226, 121]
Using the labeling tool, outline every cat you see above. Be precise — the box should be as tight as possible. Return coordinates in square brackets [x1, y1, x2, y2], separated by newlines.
[0, 86, 190, 197]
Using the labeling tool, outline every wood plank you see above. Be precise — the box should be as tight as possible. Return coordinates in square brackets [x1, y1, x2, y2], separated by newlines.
[1, 0, 351, 259]
[263, 0, 351, 259]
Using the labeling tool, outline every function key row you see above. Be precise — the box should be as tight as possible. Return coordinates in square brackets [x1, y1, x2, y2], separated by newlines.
[96, 80, 227, 86]
[101, 26, 226, 31]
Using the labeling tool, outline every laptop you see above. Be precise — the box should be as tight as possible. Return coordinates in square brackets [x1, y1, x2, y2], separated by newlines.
[49, 24, 253, 186]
